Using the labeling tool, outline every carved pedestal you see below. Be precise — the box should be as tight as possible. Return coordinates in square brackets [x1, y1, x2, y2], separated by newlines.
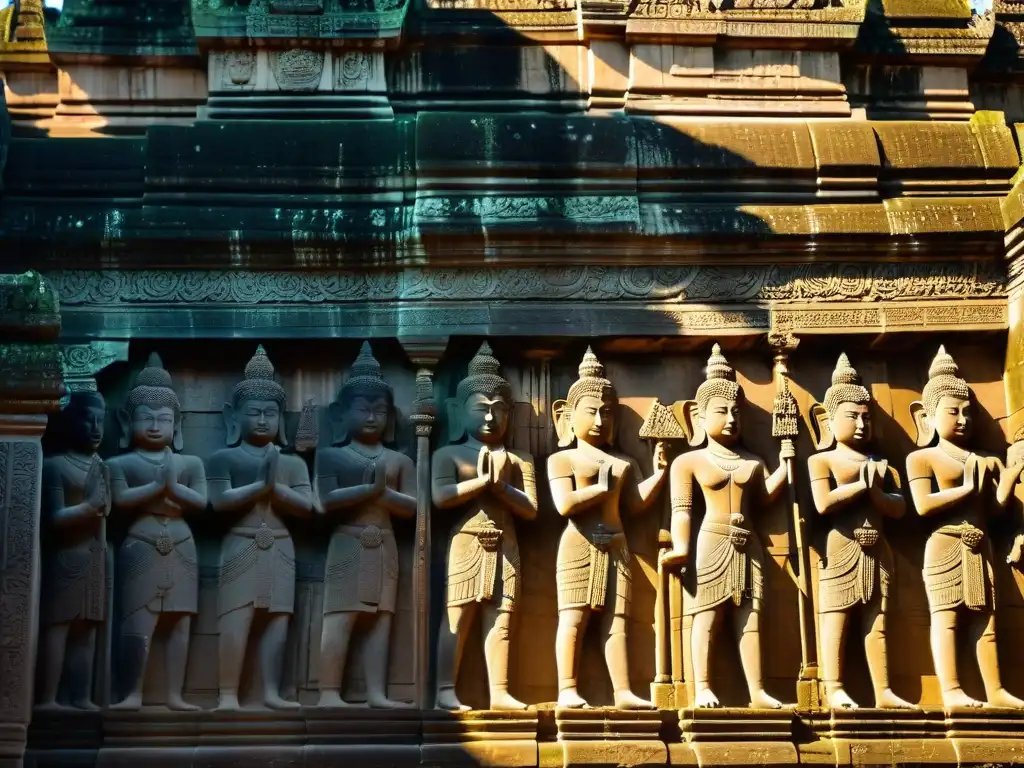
[306, 709, 420, 768]
[676, 708, 797, 768]
[818, 709, 952, 768]
[24, 710, 102, 768]
[423, 710, 538, 768]
[945, 708, 1024, 767]
[550, 710, 665, 768]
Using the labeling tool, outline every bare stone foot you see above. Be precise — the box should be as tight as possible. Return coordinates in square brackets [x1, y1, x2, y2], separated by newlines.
[942, 687, 983, 709]
[986, 688, 1024, 709]
[750, 689, 783, 709]
[69, 699, 101, 712]
[35, 701, 74, 714]
[490, 690, 528, 711]
[694, 688, 720, 708]
[109, 693, 143, 711]
[614, 690, 655, 710]
[436, 688, 471, 712]
[167, 695, 200, 712]
[876, 689, 915, 710]
[367, 695, 414, 710]
[828, 688, 859, 710]
[265, 692, 301, 710]
[557, 689, 590, 709]
[216, 693, 242, 711]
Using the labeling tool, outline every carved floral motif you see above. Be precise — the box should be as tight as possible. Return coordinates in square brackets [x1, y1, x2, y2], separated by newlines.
[271, 49, 324, 91]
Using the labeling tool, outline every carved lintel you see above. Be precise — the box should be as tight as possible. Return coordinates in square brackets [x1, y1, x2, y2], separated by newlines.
[58, 341, 128, 394]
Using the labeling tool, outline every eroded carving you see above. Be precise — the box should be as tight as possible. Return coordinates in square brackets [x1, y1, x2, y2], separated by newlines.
[315, 342, 416, 709]
[548, 348, 666, 710]
[207, 345, 312, 711]
[108, 354, 208, 711]
[906, 347, 1024, 710]
[270, 49, 324, 91]
[37, 392, 110, 712]
[807, 354, 913, 711]
[662, 344, 790, 709]
[432, 342, 538, 711]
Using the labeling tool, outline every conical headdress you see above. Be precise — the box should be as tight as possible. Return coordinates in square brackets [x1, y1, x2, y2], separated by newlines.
[339, 341, 392, 401]
[695, 343, 741, 414]
[456, 341, 512, 404]
[126, 352, 180, 412]
[921, 345, 970, 417]
[232, 345, 286, 406]
[822, 353, 870, 416]
[566, 346, 615, 409]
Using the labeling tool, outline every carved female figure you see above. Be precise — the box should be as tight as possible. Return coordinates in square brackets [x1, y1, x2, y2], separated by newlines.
[37, 391, 110, 712]
[107, 354, 207, 711]
[808, 354, 913, 710]
[207, 346, 312, 711]
[548, 348, 666, 710]
[662, 344, 790, 709]
[906, 346, 1024, 709]
[432, 342, 538, 711]
[315, 342, 417, 708]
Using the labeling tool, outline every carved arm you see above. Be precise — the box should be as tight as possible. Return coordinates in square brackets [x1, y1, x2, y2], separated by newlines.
[44, 463, 99, 528]
[377, 454, 417, 520]
[547, 455, 612, 518]
[494, 456, 539, 521]
[166, 456, 208, 512]
[107, 459, 164, 510]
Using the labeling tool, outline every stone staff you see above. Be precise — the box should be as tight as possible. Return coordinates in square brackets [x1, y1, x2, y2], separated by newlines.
[770, 342, 820, 709]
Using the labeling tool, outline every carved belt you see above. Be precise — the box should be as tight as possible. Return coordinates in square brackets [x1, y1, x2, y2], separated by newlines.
[233, 523, 290, 551]
[465, 523, 503, 552]
[706, 522, 749, 550]
[130, 531, 192, 556]
[938, 523, 985, 552]
[339, 525, 393, 605]
[854, 527, 879, 549]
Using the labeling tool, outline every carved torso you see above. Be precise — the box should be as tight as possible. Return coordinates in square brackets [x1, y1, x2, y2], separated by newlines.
[908, 446, 996, 613]
[108, 451, 203, 618]
[810, 450, 894, 613]
[549, 445, 636, 615]
[318, 443, 414, 615]
[208, 444, 310, 617]
[437, 444, 535, 611]
[40, 454, 107, 625]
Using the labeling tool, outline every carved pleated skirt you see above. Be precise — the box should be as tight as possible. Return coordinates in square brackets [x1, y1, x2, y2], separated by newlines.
[923, 525, 995, 614]
[818, 529, 892, 614]
[556, 524, 631, 615]
[218, 528, 296, 616]
[41, 536, 106, 625]
[445, 527, 520, 612]
[119, 517, 198, 619]
[323, 524, 399, 614]
[685, 523, 762, 617]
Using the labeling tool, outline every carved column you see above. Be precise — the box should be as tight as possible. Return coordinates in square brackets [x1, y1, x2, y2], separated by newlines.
[400, 337, 448, 710]
[0, 272, 63, 768]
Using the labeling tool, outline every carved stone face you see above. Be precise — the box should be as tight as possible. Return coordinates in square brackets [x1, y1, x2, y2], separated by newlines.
[703, 395, 740, 445]
[238, 399, 281, 447]
[464, 393, 509, 446]
[132, 405, 175, 451]
[830, 402, 871, 447]
[571, 394, 614, 447]
[347, 394, 389, 444]
[932, 394, 972, 445]
[66, 394, 105, 454]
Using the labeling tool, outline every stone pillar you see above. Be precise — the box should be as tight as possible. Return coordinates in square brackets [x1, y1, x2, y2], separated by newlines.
[0, 272, 63, 768]
[399, 337, 448, 710]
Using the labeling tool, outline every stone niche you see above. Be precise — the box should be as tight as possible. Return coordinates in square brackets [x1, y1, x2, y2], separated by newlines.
[47, 332, 1024, 715]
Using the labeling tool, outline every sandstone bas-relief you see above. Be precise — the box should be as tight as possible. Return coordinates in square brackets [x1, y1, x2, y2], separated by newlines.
[432, 342, 539, 712]
[206, 345, 313, 711]
[315, 341, 417, 709]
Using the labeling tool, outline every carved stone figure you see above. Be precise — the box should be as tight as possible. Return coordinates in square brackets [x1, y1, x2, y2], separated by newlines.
[107, 354, 208, 711]
[315, 341, 417, 708]
[662, 344, 790, 709]
[548, 348, 666, 710]
[432, 342, 538, 712]
[906, 346, 1024, 710]
[807, 354, 913, 710]
[37, 392, 110, 712]
[207, 346, 312, 711]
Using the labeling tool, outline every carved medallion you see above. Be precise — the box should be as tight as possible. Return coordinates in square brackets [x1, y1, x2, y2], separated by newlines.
[271, 49, 324, 91]
[224, 51, 256, 86]
[337, 51, 370, 90]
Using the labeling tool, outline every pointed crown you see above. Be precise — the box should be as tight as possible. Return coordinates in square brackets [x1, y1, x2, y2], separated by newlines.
[456, 341, 511, 405]
[566, 346, 616, 410]
[233, 344, 286, 406]
[339, 341, 393, 402]
[126, 352, 180, 412]
[822, 352, 870, 417]
[921, 345, 970, 417]
[695, 343, 741, 414]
